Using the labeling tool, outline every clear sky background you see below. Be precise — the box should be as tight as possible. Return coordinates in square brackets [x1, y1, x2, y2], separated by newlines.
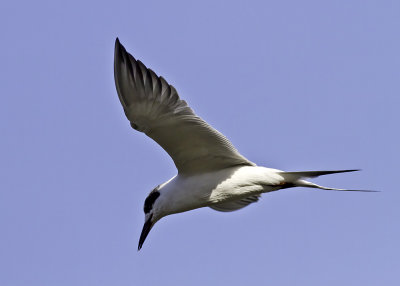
[1, 0, 399, 285]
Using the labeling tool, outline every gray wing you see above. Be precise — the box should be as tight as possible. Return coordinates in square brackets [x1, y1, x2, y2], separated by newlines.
[114, 38, 255, 174]
[209, 195, 261, 212]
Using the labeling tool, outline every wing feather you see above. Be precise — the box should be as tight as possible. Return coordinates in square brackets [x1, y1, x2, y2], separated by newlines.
[209, 195, 261, 212]
[114, 39, 254, 174]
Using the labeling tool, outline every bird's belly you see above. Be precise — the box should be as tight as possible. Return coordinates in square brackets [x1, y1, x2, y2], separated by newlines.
[209, 177, 277, 203]
[165, 166, 284, 215]
[193, 166, 283, 204]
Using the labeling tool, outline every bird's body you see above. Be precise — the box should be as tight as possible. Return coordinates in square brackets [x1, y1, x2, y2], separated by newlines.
[156, 166, 283, 217]
[113, 38, 372, 250]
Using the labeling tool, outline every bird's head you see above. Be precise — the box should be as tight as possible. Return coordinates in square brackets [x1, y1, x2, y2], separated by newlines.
[138, 185, 165, 250]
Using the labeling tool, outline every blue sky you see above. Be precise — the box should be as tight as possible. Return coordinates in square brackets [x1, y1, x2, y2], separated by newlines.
[1, 0, 399, 285]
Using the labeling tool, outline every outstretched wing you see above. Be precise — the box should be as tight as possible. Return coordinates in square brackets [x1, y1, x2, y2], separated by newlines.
[114, 38, 254, 174]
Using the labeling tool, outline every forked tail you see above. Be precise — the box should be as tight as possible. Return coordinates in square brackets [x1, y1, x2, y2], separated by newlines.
[279, 169, 377, 192]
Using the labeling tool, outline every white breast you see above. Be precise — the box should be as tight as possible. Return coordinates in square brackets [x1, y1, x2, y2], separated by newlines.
[159, 166, 285, 215]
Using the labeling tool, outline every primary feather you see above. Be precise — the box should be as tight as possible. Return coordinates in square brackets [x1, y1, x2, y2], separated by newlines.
[114, 38, 254, 174]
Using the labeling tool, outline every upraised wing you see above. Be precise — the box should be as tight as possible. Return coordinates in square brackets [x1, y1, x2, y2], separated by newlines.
[114, 38, 254, 174]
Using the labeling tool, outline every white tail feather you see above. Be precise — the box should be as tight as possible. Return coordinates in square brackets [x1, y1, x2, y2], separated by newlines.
[279, 170, 377, 192]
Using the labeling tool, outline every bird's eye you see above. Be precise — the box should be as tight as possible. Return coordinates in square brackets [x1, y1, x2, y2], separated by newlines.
[144, 191, 160, 213]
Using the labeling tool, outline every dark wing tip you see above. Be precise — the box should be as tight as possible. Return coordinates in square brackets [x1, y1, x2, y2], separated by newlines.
[114, 37, 120, 51]
[114, 38, 134, 109]
[114, 37, 125, 64]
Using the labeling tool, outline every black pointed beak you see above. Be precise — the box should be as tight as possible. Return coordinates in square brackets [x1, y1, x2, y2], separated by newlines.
[138, 215, 153, 251]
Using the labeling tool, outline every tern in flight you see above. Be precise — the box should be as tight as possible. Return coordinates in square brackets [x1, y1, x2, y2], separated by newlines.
[113, 38, 371, 250]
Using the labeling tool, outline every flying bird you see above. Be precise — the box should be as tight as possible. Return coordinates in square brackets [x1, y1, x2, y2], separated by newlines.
[113, 38, 371, 250]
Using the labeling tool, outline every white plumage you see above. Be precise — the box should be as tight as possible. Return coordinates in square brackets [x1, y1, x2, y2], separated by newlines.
[113, 38, 371, 250]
